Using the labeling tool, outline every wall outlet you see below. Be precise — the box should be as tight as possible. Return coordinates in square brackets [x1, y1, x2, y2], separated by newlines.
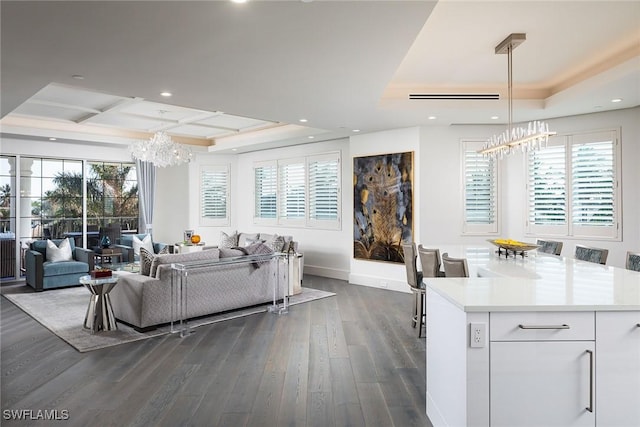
[470, 322, 486, 348]
[380, 281, 388, 288]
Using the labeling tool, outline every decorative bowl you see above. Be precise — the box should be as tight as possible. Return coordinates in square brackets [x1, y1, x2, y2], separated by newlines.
[487, 239, 539, 253]
[190, 234, 201, 244]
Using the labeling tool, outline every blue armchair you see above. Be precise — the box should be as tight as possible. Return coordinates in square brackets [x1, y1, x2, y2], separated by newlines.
[115, 233, 168, 262]
[25, 238, 95, 292]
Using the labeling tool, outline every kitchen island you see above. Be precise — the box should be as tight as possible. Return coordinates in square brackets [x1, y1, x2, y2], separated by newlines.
[424, 247, 640, 427]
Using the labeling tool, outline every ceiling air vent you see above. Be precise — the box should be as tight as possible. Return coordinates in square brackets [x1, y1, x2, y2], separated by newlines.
[409, 93, 500, 100]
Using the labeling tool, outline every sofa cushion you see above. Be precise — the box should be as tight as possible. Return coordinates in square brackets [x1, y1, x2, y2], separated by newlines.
[43, 260, 88, 276]
[219, 231, 238, 248]
[46, 238, 74, 262]
[150, 248, 220, 278]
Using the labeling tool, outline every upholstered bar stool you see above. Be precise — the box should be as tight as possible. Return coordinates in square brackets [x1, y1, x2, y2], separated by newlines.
[626, 251, 640, 272]
[575, 245, 609, 265]
[442, 253, 470, 277]
[402, 243, 425, 338]
[418, 245, 444, 278]
[536, 239, 563, 256]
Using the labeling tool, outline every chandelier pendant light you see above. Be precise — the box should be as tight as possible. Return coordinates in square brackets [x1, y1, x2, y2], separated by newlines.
[479, 33, 556, 159]
[130, 111, 193, 167]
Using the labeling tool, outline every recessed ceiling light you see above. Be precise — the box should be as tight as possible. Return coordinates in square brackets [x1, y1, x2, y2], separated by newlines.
[232, 148, 238, 151]
[160, 92, 172, 97]
[231, 0, 247, 3]
[491, 116, 499, 120]
[352, 129, 360, 133]
[299, 119, 308, 123]
[71, 75, 84, 80]
[308, 136, 315, 139]
[611, 98, 623, 103]
[428, 116, 436, 120]
[49, 137, 57, 141]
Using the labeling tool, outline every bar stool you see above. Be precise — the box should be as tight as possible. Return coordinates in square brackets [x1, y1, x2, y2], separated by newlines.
[402, 243, 425, 338]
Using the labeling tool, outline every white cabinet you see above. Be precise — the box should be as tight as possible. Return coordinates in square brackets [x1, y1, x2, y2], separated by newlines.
[596, 311, 640, 427]
[491, 341, 595, 427]
[489, 312, 596, 427]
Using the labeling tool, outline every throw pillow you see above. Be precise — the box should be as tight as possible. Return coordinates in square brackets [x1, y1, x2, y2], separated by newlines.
[45, 238, 73, 262]
[238, 233, 259, 247]
[219, 231, 238, 249]
[139, 247, 155, 276]
[263, 234, 285, 252]
[132, 234, 154, 256]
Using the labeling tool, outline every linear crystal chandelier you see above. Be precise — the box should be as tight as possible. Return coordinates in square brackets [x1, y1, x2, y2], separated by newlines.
[479, 33, 556, 159]
[130, 112, 193, 167]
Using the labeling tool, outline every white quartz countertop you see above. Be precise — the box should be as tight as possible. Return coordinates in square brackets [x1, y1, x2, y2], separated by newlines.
[423, 245, 640, 312]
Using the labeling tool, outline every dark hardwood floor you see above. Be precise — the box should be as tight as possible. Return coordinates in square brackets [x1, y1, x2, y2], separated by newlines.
[1, 275, 431, 427]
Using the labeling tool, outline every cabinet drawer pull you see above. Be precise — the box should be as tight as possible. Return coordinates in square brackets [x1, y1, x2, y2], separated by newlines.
[585, 349, 594, 413]
[518, 324, 570, 330]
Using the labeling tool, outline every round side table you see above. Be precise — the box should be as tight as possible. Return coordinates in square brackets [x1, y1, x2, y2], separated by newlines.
[79, 275, 119, 334]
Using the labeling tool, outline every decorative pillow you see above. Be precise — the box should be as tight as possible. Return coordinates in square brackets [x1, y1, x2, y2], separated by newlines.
[244, 238, 265, 246]
[132, 234, 154, 256]
[139, 247, 155, 276]
[219, 231, 238, 249]
[45, 238, 73, 262]
[263, 234, 285, 252]
[238, 233, 259, 247]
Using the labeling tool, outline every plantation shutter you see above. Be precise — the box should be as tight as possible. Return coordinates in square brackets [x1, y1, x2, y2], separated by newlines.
[200, 165, 229, 226]
[570, 131, 617, 238]
[254, 163, 277, 220]
[462, 140, 498, 234]
[527, 140, 567, 227]
[278, 160, 305, 223]
[308, 153, 340, 226]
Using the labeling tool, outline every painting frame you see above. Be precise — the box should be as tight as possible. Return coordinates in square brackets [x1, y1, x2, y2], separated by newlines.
[353, 151, 414, 263]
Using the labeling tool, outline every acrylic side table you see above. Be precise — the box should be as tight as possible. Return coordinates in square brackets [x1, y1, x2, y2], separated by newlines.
[79, 275, 119, 334]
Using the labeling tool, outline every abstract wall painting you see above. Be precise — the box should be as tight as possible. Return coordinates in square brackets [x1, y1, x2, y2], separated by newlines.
[353, 151, 413, 263]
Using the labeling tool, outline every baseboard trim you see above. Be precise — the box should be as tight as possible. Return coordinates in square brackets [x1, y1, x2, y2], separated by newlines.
[303, 265, 350, 281]
[348, 273, 410, 293]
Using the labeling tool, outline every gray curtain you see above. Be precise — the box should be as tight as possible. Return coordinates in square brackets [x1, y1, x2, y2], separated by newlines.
[136, 160, 156, 236]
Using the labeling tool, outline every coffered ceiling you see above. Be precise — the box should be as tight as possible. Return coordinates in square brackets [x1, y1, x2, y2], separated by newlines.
[1, 1, 639, 154]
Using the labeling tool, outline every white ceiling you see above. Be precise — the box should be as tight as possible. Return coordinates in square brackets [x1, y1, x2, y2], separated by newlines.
[1, 1, 639, 154]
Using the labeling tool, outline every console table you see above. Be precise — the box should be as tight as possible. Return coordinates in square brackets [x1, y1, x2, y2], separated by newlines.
[423, 245, 640, 427]
[169, 252, 291, 337]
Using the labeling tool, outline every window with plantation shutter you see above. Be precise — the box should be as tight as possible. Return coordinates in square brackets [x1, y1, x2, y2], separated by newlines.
[308, 153, 340, 228]
[254, 162, 277, 222]
[462, 140, 499, 234]
[253, 151, 341, 229]
[526, 129, 620, 240]
[200, 165, 229, 226]
[279, 160, 306, 224]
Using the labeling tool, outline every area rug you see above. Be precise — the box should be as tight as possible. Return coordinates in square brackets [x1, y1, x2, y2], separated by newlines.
[3, 286, 335, 353]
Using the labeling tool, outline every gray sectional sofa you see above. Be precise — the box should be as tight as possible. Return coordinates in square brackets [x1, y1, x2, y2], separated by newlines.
[110, 246, 286, 330]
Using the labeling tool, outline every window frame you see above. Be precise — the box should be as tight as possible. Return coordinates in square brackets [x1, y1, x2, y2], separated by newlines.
[253, 151, 341, 230]
[525, 128, 621, 241]
[461, 139, 500, 235]
[199, 164, 230, 227]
